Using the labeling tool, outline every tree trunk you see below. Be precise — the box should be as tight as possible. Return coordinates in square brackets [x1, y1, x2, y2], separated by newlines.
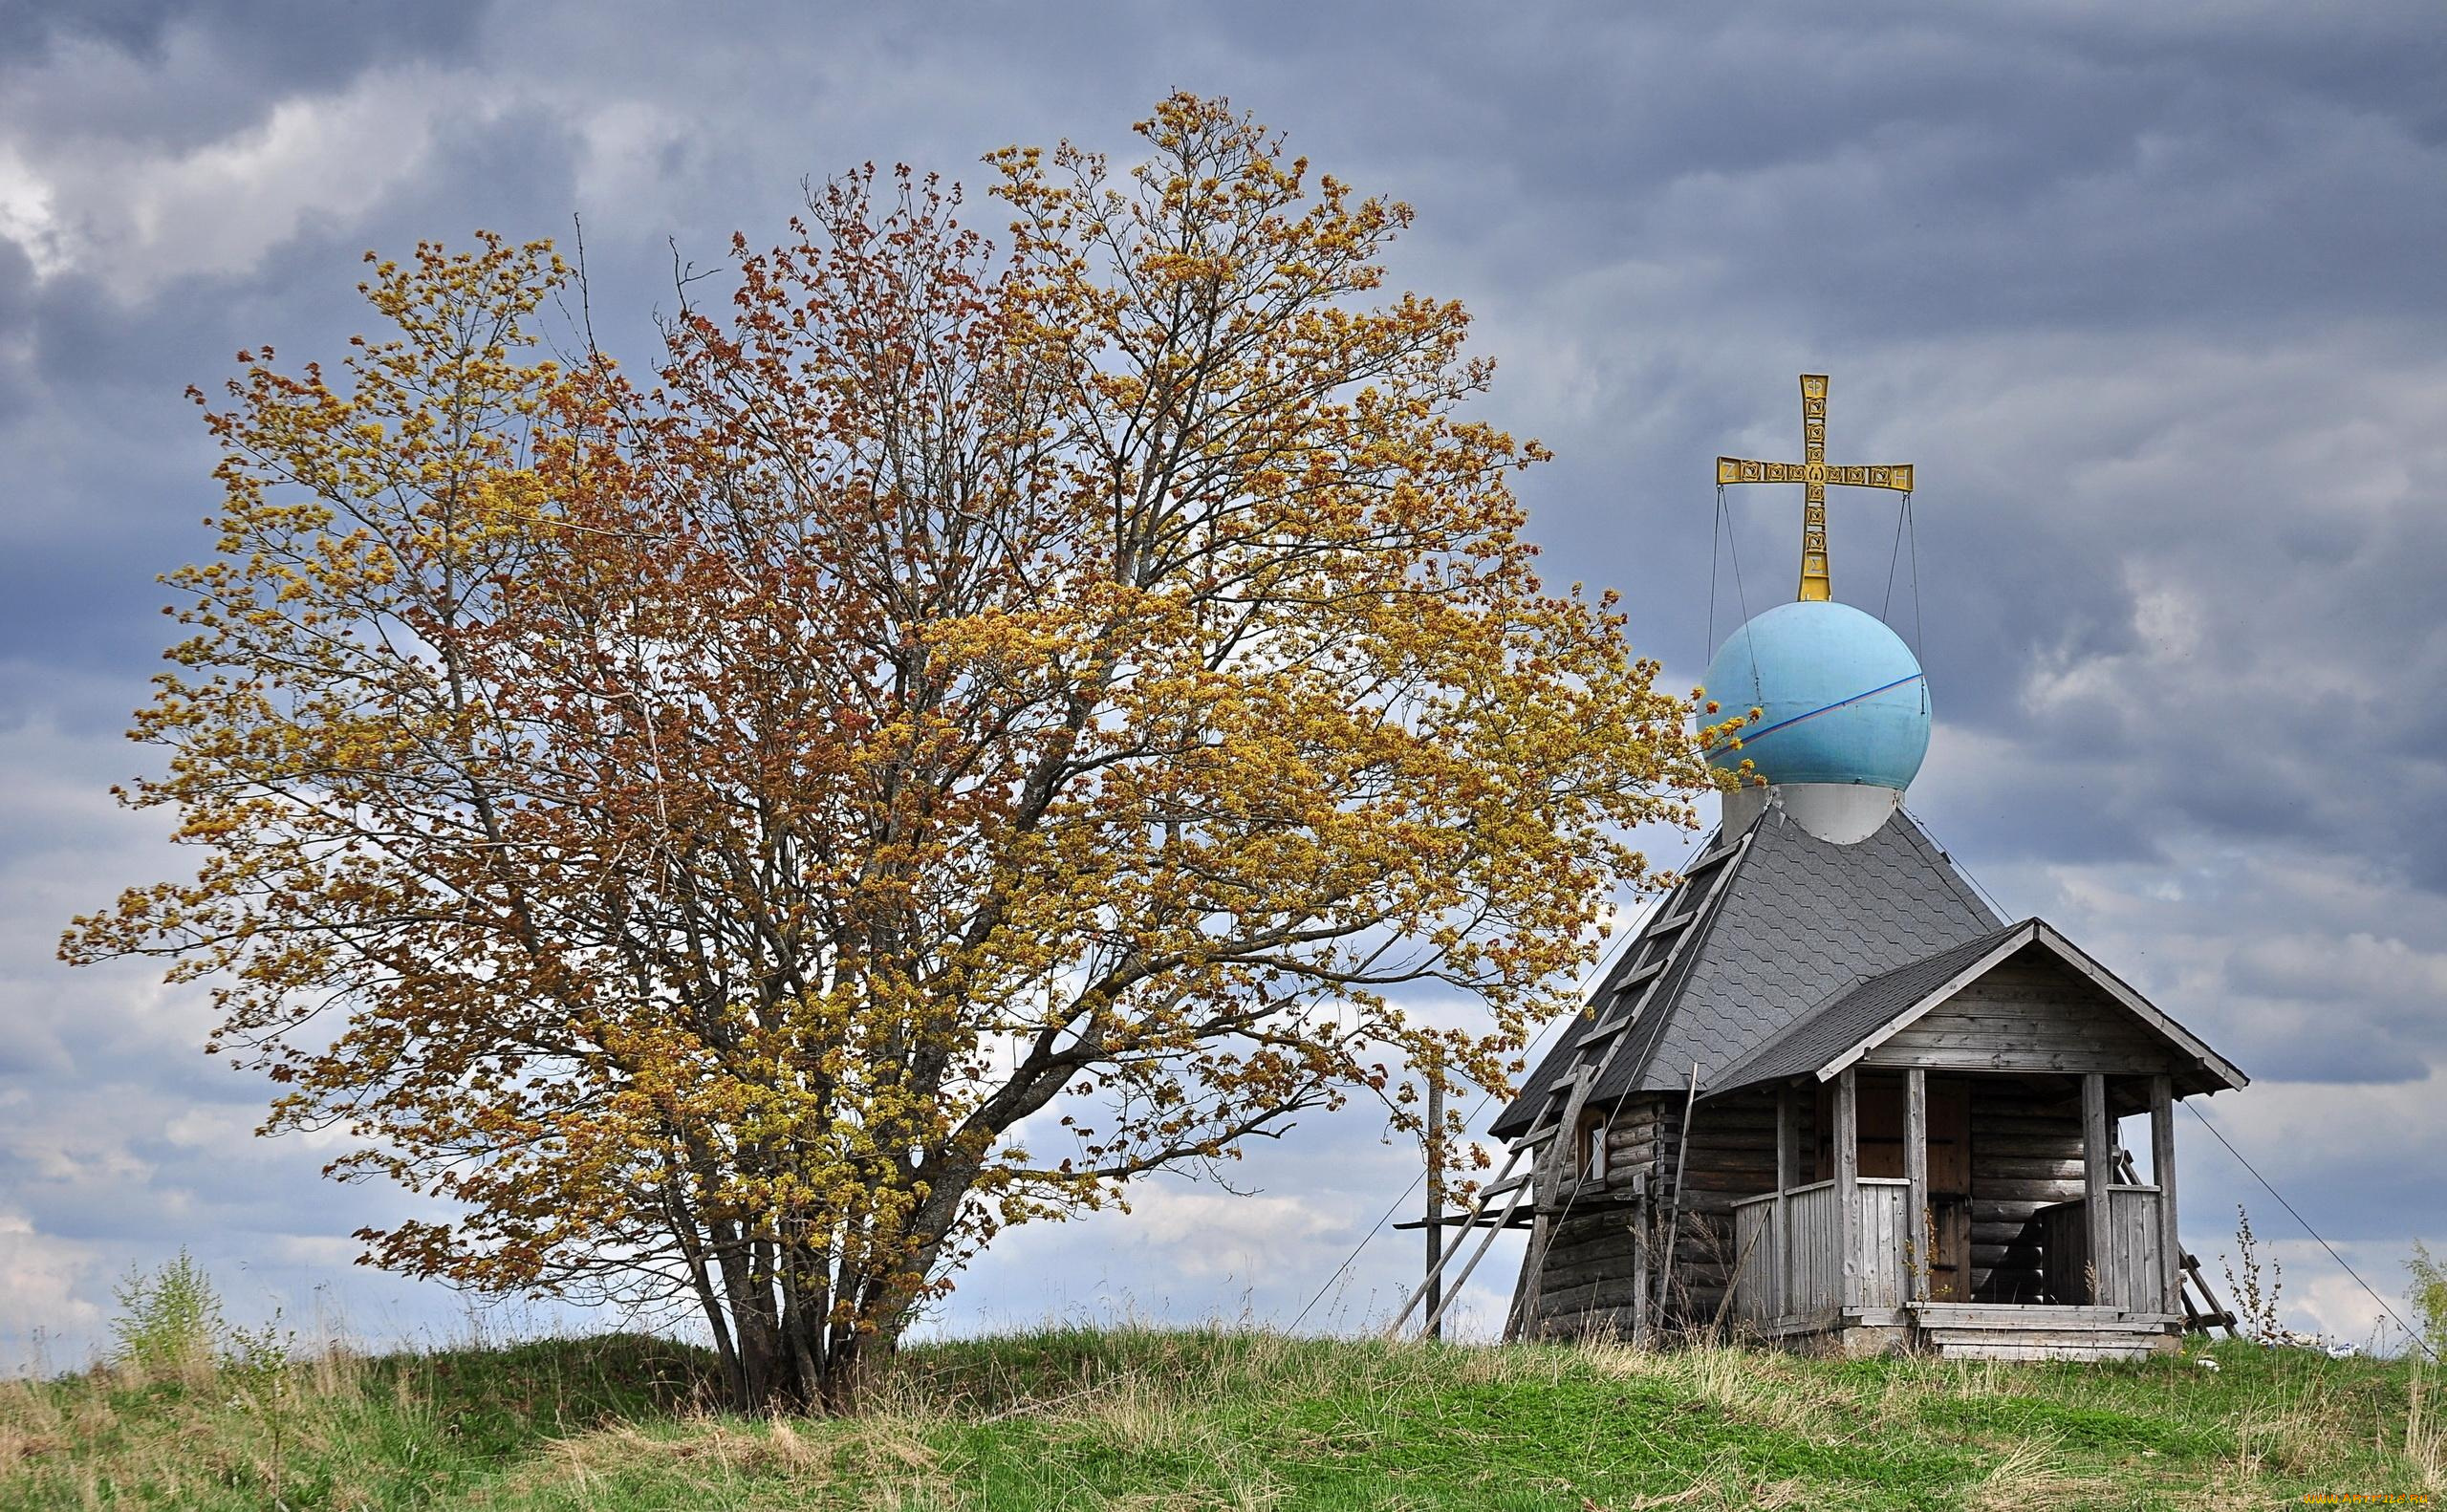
[777, 1256, 825, 1409]
[673, 1167, 980, 1414]
[714, 1226, 789, 1412]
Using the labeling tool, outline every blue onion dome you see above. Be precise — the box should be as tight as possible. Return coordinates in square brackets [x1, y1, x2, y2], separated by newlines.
[1701, 601, 1930, 790]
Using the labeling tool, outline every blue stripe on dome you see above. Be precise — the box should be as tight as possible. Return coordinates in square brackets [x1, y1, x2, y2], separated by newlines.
[1733, 672, 1924, 745]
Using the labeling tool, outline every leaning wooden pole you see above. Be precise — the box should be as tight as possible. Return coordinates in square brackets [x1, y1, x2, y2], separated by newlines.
[1424, 1072, 1445, 1341]
[1406, 1177, 1535, 1338]
[1385, 1143, 1533, 1337]
[1655, 1062, 1700, 1330]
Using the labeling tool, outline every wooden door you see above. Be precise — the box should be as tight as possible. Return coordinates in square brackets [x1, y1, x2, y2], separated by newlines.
[1815, 1073, 1908, 1178]
[1811, 1074, 1975, 1299]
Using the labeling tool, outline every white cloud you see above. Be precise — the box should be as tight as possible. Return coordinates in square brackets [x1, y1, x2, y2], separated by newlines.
[4, 70, 468, 295]
[0, 1208, 99, 1365]
[0, 142, 68, 279]
[272, 1233, 362, 1268]
[1116, 1186, 1342, 1281]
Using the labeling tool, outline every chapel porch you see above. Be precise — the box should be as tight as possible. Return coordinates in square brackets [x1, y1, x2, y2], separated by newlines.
[1724, 1067, 2189, 1360]
[1463, 858, 2251, 1353]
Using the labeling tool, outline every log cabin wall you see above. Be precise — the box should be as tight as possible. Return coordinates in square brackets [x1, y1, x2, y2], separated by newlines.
[1963, 1078, 2087, 1302]
[1657, 1085, 1781, 1324]
[1524, 1086, 1787, 1335]
[1520, 1095, 1664, 1337]
[1525, 1211, 1644, 1336]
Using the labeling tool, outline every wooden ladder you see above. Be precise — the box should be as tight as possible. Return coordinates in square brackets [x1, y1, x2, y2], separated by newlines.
[1384, 820, 1755, 1341]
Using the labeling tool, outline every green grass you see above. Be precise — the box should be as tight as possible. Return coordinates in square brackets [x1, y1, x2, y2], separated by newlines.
[4, 1327, 2439, 1509]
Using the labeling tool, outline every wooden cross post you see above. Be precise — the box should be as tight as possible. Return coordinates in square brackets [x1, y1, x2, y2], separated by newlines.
[1716, 375, 1917, 602]
[1423, 1071, 1445, 1341]
[2150, 1074, 2181, 1317]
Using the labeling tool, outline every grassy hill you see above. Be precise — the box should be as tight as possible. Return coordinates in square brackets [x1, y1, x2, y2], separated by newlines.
[2, 1325, 2438, 1509]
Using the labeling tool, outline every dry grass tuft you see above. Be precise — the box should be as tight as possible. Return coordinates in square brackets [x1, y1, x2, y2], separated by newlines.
[1, 1347, 376, 1508]
[1960, 1433, 2111, 1511]
[2230, 1373, 2366, 1481]
[1050, 1375, 1197, 1454]
[1728, 1477, 1816, 1510]
[0, 1379, 66, 1469]
[1577, 1340, 1855, 1439]
[525, 1412, 954, 1504]
[2408, 1367, 2445, 1490]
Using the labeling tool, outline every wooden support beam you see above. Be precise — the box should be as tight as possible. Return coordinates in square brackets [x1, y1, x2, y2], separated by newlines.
[1631, 1198, 1651, 1348]
[1774, 1082, 1798, 1322]
[1904, 1067, 1929, 1304]
[1424, 1073, 1444, 1341]
[1410, 1174, 1534, 1338]
[1834, 1067, 1860, 1309]
[2151, 1073, 2180, 1317]
[1657, 1064, 1700, 1327]
[1386, 1141, 1530, 1336]
[2082, 1072, 2112, 1307]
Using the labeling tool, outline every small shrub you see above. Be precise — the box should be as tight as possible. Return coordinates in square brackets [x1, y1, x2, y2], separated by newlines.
[108, 1249, 224, 1372]
[2221, 1206, 2285, 1345]
[2407, 1242, 2447, 1360]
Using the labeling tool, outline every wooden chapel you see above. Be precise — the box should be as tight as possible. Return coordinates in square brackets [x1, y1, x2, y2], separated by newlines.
[1396, 377, 2247, 1360]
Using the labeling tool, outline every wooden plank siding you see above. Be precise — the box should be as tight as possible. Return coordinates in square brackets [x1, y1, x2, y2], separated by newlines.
[1731, 1198, 1774, 1323]
[1788, 1181, 1844, 1314]
[2109, 1186, 2168, 1314]
[1523, 1068, 2158, 1332]
[1851, 1179, 1912, 1308]
[2041, 1185, 2165, 1311]
[1857, 957, 2183, 1077]
[1730, 1178, 1910, 1321]
[1527, 1087, 1787, 1334]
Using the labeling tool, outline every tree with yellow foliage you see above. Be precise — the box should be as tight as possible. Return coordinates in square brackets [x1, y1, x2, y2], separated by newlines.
[66, 96, 1726, 1411]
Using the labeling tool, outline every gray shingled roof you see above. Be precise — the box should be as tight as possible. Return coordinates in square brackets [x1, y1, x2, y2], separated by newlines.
[1488, 805, 2003, 1138]
[1701, 920, 2030, 1090]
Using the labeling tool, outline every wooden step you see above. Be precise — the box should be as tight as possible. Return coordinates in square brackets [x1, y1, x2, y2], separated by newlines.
[1913, 1301, 2170, 1362]
[1931, 1339, 2157, 1363]
[1911, 1304, 2122, 1327]
[1613, 958, 1666, 989]
[1682, 842, 1737, 875]
[1921, 1327, 2158, 1350]
[1577, 1015, 1632, 1048]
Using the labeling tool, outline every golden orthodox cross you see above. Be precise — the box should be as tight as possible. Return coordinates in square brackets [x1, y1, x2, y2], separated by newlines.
[1716, 375, 1916, 602]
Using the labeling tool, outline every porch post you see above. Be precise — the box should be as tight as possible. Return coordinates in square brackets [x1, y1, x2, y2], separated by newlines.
[1424, 1072, 1443, 1340]
[2151, 1074, 2180, 1315]
[2082, 1071, 2113, 1307]
[1834, 1068, 1860, 1310]
[1774, 1082, 1798, 1320]
[1904, 1067, 1929, 1303]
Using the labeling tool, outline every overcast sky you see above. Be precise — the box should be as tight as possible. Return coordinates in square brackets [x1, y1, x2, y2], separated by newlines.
[4, 1, 2444, 1367]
